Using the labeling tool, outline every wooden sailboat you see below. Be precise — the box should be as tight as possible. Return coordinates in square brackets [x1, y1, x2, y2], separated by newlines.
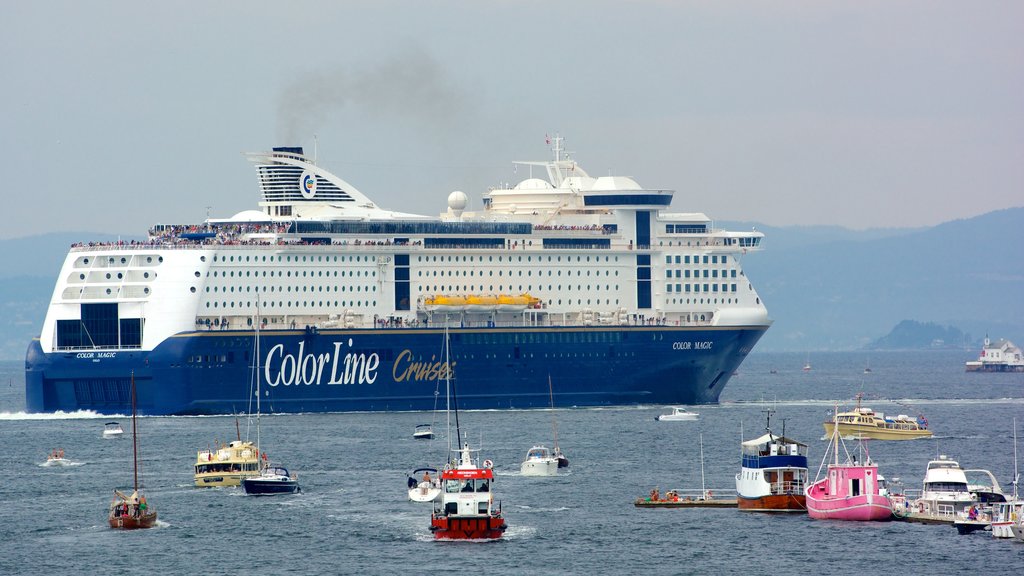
[243, 303, 300, 496]
[108, 371, 157, 529]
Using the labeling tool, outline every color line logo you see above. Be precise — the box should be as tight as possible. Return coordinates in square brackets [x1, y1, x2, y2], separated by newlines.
[299, 170, 317, 199]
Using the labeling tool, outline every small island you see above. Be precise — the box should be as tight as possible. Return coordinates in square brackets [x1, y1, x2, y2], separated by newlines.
[865, 320, 970, 351]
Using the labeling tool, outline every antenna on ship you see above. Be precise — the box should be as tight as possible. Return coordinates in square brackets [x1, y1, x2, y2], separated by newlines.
[313, 134, 318, 164]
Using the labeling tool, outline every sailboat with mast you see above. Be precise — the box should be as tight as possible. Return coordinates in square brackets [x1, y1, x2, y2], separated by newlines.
[550, 376, 569, 468]
[108, 371, 157, 529]
[521, 375, 567, 476]
[429, 327, 507, 539]
[242, 303, 300, 496]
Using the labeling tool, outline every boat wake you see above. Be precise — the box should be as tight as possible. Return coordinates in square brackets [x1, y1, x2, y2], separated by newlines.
[39, 460, 84, 467]
[0, 409, 122, 420]
[513, 505, 571, 513]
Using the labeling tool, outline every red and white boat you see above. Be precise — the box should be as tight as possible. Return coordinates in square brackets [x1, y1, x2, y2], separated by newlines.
[421, 327, 507, 539]
[430, 442, 506, 539]
[806, 408, 894, 521]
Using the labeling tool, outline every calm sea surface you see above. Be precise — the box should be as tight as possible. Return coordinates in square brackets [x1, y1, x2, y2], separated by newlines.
[2, 351, 1023, 575]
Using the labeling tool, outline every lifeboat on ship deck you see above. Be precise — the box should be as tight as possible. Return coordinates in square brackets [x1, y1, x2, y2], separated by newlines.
[465, 295, 499, 313]
[496, 293, 541, 312]
[424, 295, 467, 312]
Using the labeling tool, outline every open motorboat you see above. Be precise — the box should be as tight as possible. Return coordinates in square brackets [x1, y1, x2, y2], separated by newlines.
[521, 445, 559, 476]
[655, 406, 699, 422]
[108, 372, 157, 529]
[408, 467, 442, 502]
[736, 411, 808, 512]
[413, 423, 435, 440]
[103, 422, 124, 438]
[44, 448, 71, 466]
[805, 407, 894, 521]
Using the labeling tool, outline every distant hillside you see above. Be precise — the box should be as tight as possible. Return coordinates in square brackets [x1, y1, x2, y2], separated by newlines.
[866, 320, 970, 350]
[738, 207, 1024, 351]
[1, 210, 1022, 359]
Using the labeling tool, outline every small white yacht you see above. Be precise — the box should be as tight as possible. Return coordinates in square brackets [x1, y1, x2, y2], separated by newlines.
[655, 407, 699, 422]
[521, 445, 559, 476]
[911, 455, 978, 519]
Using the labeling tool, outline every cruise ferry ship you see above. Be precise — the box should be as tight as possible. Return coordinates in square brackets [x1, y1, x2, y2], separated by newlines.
[25, 138, 771, 415]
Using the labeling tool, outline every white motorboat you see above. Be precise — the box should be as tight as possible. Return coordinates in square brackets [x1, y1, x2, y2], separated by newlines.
[910, 455, 978, 520]
[413, 423, 435, 440]
[103, 422, 124, 438]
[655, 407, 699, 421]
[521, 445, 559, 476]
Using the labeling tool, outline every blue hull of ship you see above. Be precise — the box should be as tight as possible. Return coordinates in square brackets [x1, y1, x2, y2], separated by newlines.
[25, 325, 767, 415]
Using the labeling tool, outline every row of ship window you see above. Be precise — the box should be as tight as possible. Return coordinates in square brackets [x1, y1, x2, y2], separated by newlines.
[78, 256, 163, 266]
[667, 255, 729, 265]
[418, 269, 617, 277]
[78, 271, 154, 280]
[206, 269, 372, 278]
[206, 300, 377, 309]
[417, 255, 620, 263]
[208, 254, 375, 263]
[668, 298, 739, 306]
[666, 284, 738, 293]
[207, 285, 374, 293]
[666, 270, 737, 279]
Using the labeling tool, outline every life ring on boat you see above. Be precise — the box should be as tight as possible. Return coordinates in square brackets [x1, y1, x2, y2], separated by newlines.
[483, 459, 493, 469]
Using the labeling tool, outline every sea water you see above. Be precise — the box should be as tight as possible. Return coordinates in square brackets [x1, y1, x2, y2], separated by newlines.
[1, 351, 1022, 575]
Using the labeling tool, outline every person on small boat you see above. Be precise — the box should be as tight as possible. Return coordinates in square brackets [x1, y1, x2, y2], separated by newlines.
[423, 471, 431, 483]
[649, 488, 660, 501]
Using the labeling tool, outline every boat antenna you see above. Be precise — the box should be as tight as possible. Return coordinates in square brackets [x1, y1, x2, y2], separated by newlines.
[762, 408, 774, 439]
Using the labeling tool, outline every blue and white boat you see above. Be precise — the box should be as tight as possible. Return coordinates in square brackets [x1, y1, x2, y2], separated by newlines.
[25, 136, 771, 415]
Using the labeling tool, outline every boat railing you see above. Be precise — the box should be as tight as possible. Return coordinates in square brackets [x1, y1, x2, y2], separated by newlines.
[770, 481, 805, 495]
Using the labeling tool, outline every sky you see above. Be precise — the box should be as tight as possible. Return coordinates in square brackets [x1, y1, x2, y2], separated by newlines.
[1, 1, 1021, 240]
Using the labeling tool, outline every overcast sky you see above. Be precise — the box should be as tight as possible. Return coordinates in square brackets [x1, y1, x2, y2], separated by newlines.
[2, 1, 1021, 240]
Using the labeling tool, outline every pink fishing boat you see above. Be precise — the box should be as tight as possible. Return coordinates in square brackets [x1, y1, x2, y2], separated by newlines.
[805, 407, 894, 521]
